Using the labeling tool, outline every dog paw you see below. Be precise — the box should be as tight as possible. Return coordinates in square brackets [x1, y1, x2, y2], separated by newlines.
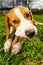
[4, 39, 12, 52]
[11, 42, 22, 55]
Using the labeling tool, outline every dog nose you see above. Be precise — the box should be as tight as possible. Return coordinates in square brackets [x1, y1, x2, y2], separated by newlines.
[25, 30, 35, 38]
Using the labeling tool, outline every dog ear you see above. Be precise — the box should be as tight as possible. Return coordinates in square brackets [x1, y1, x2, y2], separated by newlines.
[29, 9, 34, 24]
[7, 9, 20, 29]
[29, 10, 43, 25]
[5, 15, 10, 40]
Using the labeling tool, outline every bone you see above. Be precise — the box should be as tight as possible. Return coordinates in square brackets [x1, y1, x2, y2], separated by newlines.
[12, 36, 20, 46]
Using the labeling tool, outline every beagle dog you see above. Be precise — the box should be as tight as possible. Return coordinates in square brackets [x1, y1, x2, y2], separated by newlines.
[4, 6, 43, 55]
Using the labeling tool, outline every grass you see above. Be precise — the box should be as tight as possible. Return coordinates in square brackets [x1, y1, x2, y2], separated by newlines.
[0, 14, 43, 65]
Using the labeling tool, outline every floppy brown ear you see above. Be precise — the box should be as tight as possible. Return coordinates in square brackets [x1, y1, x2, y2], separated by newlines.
[5, 15, 10, 40]
[29, 9, 43, 25]
[29, 10, 35, 24]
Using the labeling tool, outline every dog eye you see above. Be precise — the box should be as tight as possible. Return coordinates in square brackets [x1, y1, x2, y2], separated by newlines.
[13, 20, 18, 24]
[26, 14, 29, 17]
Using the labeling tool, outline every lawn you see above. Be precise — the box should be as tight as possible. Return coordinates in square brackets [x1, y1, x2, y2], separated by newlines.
[0, 14, 43, 65]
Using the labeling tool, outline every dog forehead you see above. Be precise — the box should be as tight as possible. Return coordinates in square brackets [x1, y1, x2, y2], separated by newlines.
[14, 8, 25, 21]
[14, 7, 32, 22]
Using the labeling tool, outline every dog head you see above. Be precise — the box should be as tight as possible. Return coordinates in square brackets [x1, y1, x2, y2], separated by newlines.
[7, 6, 37, 38]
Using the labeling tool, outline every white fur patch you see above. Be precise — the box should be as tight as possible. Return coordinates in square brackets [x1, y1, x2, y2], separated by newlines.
[14, 8, 37, 37]
[4, 39, 12, 52]
[14, 8, 25, 21]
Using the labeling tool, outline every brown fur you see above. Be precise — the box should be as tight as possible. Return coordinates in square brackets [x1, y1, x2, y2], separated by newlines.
[5, 6, 35, 40]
